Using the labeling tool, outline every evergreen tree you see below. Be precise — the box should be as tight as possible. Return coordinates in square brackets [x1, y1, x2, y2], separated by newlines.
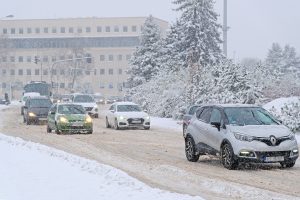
[127, 15, 162, 87]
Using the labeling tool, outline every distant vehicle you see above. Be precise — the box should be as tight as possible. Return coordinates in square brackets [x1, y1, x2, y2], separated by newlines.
[23, 81, 52, 97]
[0, 98, 9, 105]
[59, 94, 72, 103]
[93, 93, 105, 104]
[184, 104, 299, 169]
[71, 94, 98, 118]
[20, 92, 40, 115]
[182, 105, 201, 135]
[105, 102, 150, 130]
[47, 103, 93, 134]
[106, 96, 123, 104]
[23, 96, 52, 125]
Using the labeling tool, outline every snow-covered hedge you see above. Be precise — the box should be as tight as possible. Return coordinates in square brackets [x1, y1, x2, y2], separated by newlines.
[264, 97, 300, 132]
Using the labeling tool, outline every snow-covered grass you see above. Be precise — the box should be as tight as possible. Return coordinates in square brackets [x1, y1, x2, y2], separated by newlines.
[0, 133, 203, 200]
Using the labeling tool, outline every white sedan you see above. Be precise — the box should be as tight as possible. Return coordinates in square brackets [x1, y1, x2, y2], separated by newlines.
[105, 102, 150, 130]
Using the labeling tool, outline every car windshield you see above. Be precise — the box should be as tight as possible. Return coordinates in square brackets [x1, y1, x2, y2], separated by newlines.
[224, 107, 279, 126]
[29, 99, 52, 107]
[58, 104, 86, 114]
[117, 105, 141, 112]
[73, 95, 94, 103]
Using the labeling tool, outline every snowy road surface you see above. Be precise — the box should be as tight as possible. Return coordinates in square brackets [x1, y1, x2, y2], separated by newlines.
[0, 104, 299, 200]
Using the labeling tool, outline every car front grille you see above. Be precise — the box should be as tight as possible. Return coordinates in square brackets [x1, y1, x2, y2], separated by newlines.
[127, 118, 144, 125]
[253, 136, 290, 146]
[255, 151, 290, 159]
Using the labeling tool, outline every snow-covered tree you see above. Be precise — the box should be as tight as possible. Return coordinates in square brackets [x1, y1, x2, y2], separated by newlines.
[127, 15, 162, 87]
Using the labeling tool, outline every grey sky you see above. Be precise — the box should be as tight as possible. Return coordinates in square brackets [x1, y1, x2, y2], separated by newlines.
[1, 0, 300, 60]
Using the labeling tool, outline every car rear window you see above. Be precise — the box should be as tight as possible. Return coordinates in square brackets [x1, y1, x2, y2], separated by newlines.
[29, 99, 52, 107]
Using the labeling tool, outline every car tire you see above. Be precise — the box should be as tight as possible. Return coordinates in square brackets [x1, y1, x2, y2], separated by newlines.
[106, 117, 111, 128]
[55, 123, 60, 134]
[280, 161, 296, 168]
[21, 107, 24, 115]
[185, 135, 200, 162]
[94, 114, 99, 118]
[47, 125, 52, 133]
[183, 124, 187, 136]
[221, 143, 238, 170]
[26, 118, 31, 125]
[114, 119, 119, 130]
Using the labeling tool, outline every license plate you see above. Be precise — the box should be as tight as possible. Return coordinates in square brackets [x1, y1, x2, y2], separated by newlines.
[265, 156, 284, 162]
[72, 122, 83, 126]
[131, 120, 141, 124]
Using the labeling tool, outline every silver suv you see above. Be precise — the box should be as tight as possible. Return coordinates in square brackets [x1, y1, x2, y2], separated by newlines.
[184, 104, 299, 169]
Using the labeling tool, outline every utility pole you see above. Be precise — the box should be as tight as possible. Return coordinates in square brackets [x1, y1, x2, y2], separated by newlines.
[223, 0, 228, 57]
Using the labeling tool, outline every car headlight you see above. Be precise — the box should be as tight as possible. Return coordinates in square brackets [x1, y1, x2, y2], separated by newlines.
[144, 116, 150, 120]
[59, 116, 68, 123]
[288, 133, 296, 141]
[28, 112, 36, 117]
[119, 116, 126, 120]
[234, 132, 254, 142]
[85, 116, 93, 123]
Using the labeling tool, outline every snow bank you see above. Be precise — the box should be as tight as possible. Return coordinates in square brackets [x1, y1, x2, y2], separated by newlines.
[0, 133, 203, 200]
[151, 117, 182, 132]
[264, 96, 300, 111]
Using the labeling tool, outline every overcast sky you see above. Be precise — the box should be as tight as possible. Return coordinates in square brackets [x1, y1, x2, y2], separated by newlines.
[1, 0, 300, 60]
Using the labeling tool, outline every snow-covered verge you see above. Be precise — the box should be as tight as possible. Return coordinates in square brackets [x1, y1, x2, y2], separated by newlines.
[0, 133, 203, 200]
[264, 97, 300, 132]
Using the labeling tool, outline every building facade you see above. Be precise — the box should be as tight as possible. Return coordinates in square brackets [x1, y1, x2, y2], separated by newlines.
[0, 17, 168, 99]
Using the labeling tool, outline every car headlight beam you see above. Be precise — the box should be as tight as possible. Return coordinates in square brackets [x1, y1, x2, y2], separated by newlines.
[59, 116, 68, 123]
[85, 116, 93, 123]
[28, 112, 36, 117]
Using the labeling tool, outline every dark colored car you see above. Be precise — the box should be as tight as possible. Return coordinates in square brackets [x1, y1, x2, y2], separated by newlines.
[182, 105, 201, 134]
[23, 96, 52, 125]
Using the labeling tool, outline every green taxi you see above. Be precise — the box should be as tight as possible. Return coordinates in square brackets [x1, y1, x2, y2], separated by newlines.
[47, 103, 93, 134]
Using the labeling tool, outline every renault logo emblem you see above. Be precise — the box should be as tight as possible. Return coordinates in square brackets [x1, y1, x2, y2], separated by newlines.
[270, 135, 277, 146]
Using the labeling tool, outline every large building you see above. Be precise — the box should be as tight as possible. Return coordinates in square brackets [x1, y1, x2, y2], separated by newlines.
[0, 17, 168, 99]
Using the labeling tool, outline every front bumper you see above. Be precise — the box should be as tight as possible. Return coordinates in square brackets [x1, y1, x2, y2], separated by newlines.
[117, 118, 150, 128]
[57, 122, 93, 133]
[232, 139, 299, 163]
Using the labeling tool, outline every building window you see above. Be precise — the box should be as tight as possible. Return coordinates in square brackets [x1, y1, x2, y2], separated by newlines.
[51, 56, 56, 62]
[100, 69, 105, 75]
[27, 28, 32, 34]
[59, 55, 65, 60]
[126, 54, 131, 61]
[2, 83, 6, 89]
[2, 69, 6, 75]
[52, 69, 57, 76]
[19, 28, 24, 34]
[118, 54, 122, 61]
[132, 26, 137, 32]
[97, 26, 102, 32]
[68, 83, 73, 89]
[118, 69, 122, 75]
[108, 69, 113, 75]
[105, 26, 110, 32]
[77, 27, 82, 33]
[108, 83, 113, 89]
[27, 56, 31, 62]
[123, 26, 128, 32]
[114, 26, 119, 32]
[18, 69, 23, 76]
[52, 27, 57, 33]
[2, 56, 7, 62]
[44, 27, 48, 33]
[43, 56, 48, 62]
[43, 69, 48, 75]
[60, 27, 65, 33]
[85, 70, 90, 75]
[3, 28, 7, 34]
[60, 83, 65, 88]
[108, 55, 114, 61]
[99, 82, 105, 89]
[11, 28, 16, 34]
[86, 27, 91, 33]
[18, 56, 23, 62]
[10, 56, 15, 63]
[35, 28, 40, 34]
[26, 69, 31, 75]
[10, 69, 15, 76]
[100, 55, 105, 61]
[60, 69, 65, 75]
[35, 69, 40, 75]
[69, 27, 74, 33]
[94, 69, 97, 75]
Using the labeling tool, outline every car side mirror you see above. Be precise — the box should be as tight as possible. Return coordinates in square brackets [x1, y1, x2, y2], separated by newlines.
[211, 122, 221, 131]
[110, 110, 115, 113]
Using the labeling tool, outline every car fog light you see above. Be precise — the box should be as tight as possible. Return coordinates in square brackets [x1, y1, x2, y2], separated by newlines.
[240, 150, 255, 157]
[290, 149, 299, 157]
